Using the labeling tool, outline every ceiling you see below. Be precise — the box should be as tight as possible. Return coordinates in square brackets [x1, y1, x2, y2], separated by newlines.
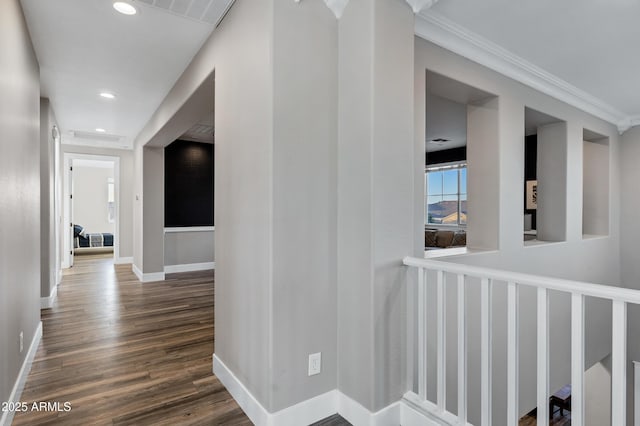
[525, 107, 563, 136]
[422, 0, 640, 129]
[180, 113, 214, 144]
[19, 0, 640, 151]
[425, 71, 495, 152]
[20, 0, 231, 150]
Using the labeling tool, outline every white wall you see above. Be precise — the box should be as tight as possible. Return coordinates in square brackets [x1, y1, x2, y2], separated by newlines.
[142, 147, 164, 274]
[132, 1, 628, 422]
[621, 126, 640, 288]
[583, 139, 609, 236]
[585, 355, 611, 426]
[40, 98, 59, 300]
[537, 122, 568, 242]
[620, 126, 640, 425]
[73, 165, 115, 234]
[164, 230, 214, 267]
[270, 0, 339, 411]
[133, 0, 275, 408]
[414, 37, 621, 424]
[336, 0, 415, 412]
[0, 0, 41, 414]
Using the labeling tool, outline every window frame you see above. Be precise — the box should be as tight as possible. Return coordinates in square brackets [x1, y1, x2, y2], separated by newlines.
[425, 161, 467, 227]
[107, 177, 115, 224]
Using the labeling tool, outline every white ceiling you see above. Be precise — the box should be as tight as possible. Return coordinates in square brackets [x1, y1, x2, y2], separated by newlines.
[20, 0, 231, 150]
[424, 0, 640, 127]
[19, 0, 640, 151]
[425, 71, 495, 152]
[180, 112, 214, 144]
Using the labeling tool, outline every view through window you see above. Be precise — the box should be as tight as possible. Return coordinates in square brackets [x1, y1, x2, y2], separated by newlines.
[107, 178, 115, 224]
[426, 163, 467, 225]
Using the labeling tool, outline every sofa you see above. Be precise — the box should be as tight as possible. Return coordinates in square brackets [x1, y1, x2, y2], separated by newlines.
[425, 229, 466, 250]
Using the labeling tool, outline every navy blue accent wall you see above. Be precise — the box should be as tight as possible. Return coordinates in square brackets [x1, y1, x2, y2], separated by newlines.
[425, 146, 466, 166]
[164, 140, 214, 227]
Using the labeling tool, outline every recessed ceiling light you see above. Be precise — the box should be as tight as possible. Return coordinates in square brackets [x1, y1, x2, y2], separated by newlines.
[100, 92, 116, 99]
[113, 1, 137, 15]
[96, 128, 106, 133]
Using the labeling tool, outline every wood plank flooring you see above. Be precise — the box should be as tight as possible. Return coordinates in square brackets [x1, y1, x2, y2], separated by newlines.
[13, 253, 563, 425]
[12, 254, 251, 425]
[519, 408, 571, 426]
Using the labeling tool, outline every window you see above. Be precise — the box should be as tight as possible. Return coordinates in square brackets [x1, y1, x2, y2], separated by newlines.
[107, 178, 115, 223]
[426, 163, 467, 226]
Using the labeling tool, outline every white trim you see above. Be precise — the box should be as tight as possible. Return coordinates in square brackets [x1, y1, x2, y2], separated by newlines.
[294, 0, 349, 19]
[114, 256, 133, 265]
[40, 285, 58, 309]
[132, 264, 143, 281]
[634, 361, 640, 426]
[213, 353, 412, 426]
[132, 264, 165, 283]
[405, 0, 439, 14]
[164, 262, 215, 274]
[213, 354, 271, 425]
[402, 391, 472, 426]
[322, 0, 349, 19]
[338, 393, 400, 426]
[404, 256, 640, 304]
[63, 153, 121, 268]
[164, 226, 215, 233]
[414, 10, 633, 133]
[0, 322, 43, 426]
[400, 399, 450, 426]
[272, 391, 338, 426]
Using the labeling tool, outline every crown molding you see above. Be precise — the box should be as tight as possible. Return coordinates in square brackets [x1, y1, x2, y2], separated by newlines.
[415, 10, 635, 134]
[405, 0, 439, 14]
[618, 116, 640, 134]
[294, 0, 349, 19]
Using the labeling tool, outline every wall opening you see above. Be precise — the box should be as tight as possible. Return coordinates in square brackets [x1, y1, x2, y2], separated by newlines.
[524, 107, 567, 245]
[425, 70, 498, 252]
[62, 153, 121, 267]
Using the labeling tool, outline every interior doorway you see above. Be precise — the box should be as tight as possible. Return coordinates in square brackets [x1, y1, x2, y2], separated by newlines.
[62, 153, 120, 268]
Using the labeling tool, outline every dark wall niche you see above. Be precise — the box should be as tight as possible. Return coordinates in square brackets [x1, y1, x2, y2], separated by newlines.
[524, 134, 537, 229]
[425, 146, 466, 166]
[164, 140, 214, 227]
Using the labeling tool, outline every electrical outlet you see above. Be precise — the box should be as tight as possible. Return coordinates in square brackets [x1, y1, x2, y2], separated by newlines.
[308, 352, 321, 376]
[19, 331, 24, 353]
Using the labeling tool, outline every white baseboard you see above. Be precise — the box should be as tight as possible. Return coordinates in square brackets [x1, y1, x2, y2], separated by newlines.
[401, 391, 470, 426]
[213, 354, 336, 426]
[400, 402, 448, 426]
[40, 285, 58, 309]
[57, 268, 62, 285]
[0, 322, 43, 426]
[132, 264, 165, 283]
[213, 353, 415, 426]
[213, 354, 272, 425]
[114, 256, 133, 265]
[164, 261, 215, 274]
[338, 393, 400, 426]
[132, 264, 143, 281]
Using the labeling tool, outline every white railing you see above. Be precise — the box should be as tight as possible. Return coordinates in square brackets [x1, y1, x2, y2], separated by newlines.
[403, 256, 640, 426]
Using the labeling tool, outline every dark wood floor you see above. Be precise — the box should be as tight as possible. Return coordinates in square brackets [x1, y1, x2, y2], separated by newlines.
[519, 408, 571, 425]
[13, 254, 251, 425]
[17, 253, 557, 426]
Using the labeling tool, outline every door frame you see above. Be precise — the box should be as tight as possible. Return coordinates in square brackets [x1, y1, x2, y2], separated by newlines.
[62, 153, 121, 267]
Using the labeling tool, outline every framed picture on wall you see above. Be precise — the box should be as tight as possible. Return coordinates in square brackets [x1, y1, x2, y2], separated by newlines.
[526, 180, 537, 210]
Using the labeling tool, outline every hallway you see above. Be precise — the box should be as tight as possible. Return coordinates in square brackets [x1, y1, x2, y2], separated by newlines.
[12, 254, 251, 425]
